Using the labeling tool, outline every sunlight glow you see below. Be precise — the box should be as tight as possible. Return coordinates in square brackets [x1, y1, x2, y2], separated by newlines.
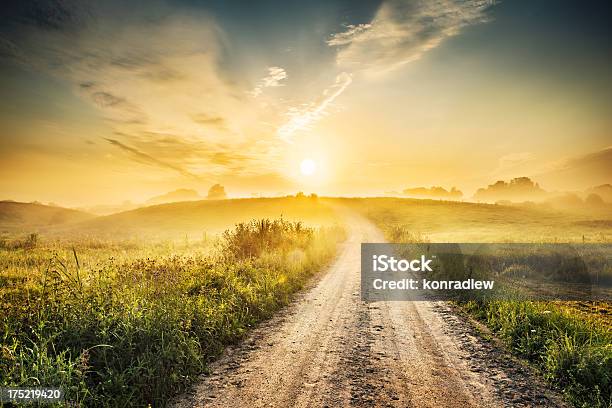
[300, 159, 316, 176]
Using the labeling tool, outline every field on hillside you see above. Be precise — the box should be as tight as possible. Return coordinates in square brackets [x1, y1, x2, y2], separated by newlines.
[342, 197, 611, 243]
[0, 197, 341, 242]
[1, 197, 611, 407]
[0, 201, 95, 233]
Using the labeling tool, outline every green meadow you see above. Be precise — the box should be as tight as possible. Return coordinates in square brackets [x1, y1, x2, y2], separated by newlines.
[1, 196, 610, 407]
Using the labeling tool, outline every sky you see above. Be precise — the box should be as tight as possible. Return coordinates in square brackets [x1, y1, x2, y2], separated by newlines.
[0, 0, 611, 206]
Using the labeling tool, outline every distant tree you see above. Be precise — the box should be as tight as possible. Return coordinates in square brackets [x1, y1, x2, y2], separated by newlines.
[295, 192, 305, 198]
[207, 184, 227, 200]
[309, 193, 318, 199]
[585, 193, 605, 206]
[402, 186, 462, 200]
[473, 177, 545, 202]
[449, 187, 462, 198]
[585, 184, 612, 203]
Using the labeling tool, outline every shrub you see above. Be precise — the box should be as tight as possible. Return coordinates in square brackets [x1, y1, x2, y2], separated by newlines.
[222, 219, 313, 259]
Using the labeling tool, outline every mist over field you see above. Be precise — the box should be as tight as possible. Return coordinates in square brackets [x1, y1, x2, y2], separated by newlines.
[1, 0, 611, 407]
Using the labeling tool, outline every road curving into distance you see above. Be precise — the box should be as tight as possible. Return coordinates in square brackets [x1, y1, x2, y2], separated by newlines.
[173, 213, 566, 408]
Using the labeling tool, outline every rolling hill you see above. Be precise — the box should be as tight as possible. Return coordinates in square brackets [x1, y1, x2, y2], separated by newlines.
[146, 188, 202, 205]
[0, 201, 95, 233]
[57, 197, 340, 239]
[3, 197, 610, 243]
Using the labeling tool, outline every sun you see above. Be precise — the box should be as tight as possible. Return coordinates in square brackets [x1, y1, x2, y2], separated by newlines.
[300, 158, 316, 176]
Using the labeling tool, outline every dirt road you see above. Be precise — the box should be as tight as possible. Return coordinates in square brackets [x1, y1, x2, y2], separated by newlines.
[174, 215, 565, 407]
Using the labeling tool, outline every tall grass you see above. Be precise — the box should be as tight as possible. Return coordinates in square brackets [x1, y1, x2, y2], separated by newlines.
[0, 219, 344, 407]
[464, 300, 611, 407]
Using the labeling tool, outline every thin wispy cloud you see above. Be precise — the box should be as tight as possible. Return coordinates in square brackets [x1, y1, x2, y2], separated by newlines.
[104, 138, 201, 180]
[1, 2, 290, 180]
[276, 0, 492, 142]
[327, 0, 491, 76]
[538, 146, 612, 174]
[251, 66, 287, 97]
[3, 0, 493, 157]
[326, 24, 372, 46]
[277, 72, 352, 142]
[533, 146, 612, 190]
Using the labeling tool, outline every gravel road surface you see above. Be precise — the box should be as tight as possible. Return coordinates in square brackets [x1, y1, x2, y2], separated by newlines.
[174, 215, 566, 408]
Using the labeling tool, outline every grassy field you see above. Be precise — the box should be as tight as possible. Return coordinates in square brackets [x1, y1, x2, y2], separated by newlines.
[342, 197, 611, 243]
[0, 218, 345, 406]
[1, 196, 610, 407]
[354, 197, 611, 408]
[53, 197, 340, 240]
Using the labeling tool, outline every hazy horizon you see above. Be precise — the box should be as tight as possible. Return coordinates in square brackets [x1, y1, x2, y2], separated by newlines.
[1, 0, 611, 207]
